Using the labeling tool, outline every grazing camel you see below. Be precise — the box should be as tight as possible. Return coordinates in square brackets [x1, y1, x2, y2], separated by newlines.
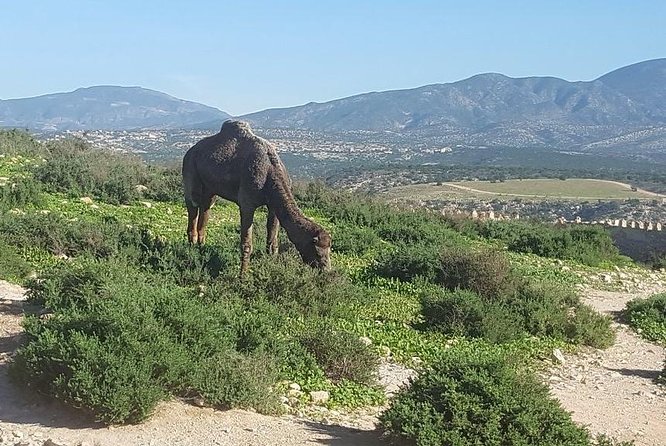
[182, 120, 331, 275]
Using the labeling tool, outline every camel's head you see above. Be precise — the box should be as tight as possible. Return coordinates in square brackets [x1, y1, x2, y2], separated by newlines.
[300, 228, 332, 271]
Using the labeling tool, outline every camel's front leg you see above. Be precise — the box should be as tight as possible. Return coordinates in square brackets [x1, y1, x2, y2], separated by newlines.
[266, 207, 280, 255]
[186, 203, 199, 244]
[239, 207, 256, 276]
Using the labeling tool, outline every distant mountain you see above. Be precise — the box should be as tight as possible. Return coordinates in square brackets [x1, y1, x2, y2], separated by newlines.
[0, 86, 230, 131]
[241, 59, 666, 152]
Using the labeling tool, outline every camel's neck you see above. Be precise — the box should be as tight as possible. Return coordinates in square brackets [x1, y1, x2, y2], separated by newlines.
[268, 180, 318, 243]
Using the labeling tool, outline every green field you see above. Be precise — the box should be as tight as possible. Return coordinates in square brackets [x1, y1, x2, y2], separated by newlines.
[385, 178, 664, 201]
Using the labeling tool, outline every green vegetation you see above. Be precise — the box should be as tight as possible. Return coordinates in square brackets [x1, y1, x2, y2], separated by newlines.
[380, 350, 591, 446]
[0, 130, 628, 443]
[624, 293, 666, 345]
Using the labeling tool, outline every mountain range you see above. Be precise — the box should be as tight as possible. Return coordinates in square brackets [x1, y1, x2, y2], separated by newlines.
[0, 86, 230, 131]
[1, 59, 665, 155]
[243, 59, 666, 132]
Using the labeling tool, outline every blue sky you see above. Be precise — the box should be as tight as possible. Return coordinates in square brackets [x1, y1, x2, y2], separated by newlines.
[1, 1, 664, 115]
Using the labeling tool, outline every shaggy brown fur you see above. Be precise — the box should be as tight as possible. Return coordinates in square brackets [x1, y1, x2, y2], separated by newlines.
[182, 120, 331, 274]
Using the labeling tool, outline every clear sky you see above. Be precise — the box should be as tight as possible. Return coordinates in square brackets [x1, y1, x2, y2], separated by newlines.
[1, 1, 664, 115]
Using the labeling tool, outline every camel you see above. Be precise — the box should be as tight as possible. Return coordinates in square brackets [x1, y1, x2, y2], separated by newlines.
[182, 120, 331, 275]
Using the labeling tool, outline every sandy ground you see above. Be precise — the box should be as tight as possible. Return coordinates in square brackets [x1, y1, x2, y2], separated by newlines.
[1, 280, 665, 445]
[548, 288, 666, 446]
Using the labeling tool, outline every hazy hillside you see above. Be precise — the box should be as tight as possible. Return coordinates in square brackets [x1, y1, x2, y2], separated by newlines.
[0, 86, 230, 131]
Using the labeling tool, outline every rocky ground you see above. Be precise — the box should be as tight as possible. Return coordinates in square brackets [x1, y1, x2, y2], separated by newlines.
[1, 275, 665, 446]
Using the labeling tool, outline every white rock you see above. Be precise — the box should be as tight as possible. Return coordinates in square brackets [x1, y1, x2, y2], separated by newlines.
[552, 348, 566, 364]
[310, 390, 330, 405]
[140, 201, 153, 208]
[358, 336, 372, 346]
[288, 382, 301, 391]
[79, 196, 93, 204]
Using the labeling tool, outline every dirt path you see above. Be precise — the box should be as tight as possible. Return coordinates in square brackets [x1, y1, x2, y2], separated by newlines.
[547, 288, 666, 446]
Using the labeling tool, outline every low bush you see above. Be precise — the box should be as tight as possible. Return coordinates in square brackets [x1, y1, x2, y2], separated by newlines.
[28, 137, 181, 205]
[12, 259, 282, 423]
[331, 224, 382, 256]
[300, 325, 379, 384]
[624, 293, 666, 344]
[219, 254, 370, 319]
[380, 350, 590, 446]
[0, 129, 44, 156]
[373, 243, 442, 282]
[374, 244, 517, 299]
[420, 282, 615, 347]
[0, 177, 44, 209]
[0, 212, 142, 259]
[438, 246, 516, 299]
[479, 221, 621, 267]
[420, 288, 523, 343]
[0, 239, 33, 282]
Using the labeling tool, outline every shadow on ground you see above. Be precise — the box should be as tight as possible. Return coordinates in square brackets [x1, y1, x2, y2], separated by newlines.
[300, 420, 386, 446]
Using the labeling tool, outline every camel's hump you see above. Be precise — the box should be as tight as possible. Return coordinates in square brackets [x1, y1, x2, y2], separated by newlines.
[220, 120, 254, 137]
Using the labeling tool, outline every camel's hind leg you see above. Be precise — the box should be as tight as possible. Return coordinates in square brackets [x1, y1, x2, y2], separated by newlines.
[186, 201, 199, 244]
[196, 195, 214, 244]
[266, 207, 280, 255]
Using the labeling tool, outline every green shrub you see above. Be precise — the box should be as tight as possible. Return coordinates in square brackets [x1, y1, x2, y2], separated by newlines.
[0, 129, 44, 156]
[135, 235, 234, 286]
[331, 224, 382, 256]
[12, 259, 282, 423]
[438, 246, 516, 299]
[220, 254, 370, 319]
[565, 304, 616, 349]
[300, 325, 379, 384]
[380, 350, 590, 446]
[0, 177, 44, 209]
[480, 221, 621, 266]
[420, 281, 615, 347]
[373, 243, 442, 282]
[420, 288, 523, 343]
[31, 137, 181, 205]
[0, 212, 143, 259]
[0, 239, 33, 282]
[625, 293, 666, 344]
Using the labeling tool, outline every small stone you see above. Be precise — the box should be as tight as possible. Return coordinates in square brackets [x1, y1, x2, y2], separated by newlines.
[358, 336, 372, 346]
[79, 196, 93, 204]
[288, 382, 301, 391]
[551, 348, 566, 365]
[279, 396, 289, 405]
[140, 201, 152, 208]
[135, 184, 149, 193]
[287, 389, 302, 398]
[192, 396, 205, 407]
[310, 390, 330, 405]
